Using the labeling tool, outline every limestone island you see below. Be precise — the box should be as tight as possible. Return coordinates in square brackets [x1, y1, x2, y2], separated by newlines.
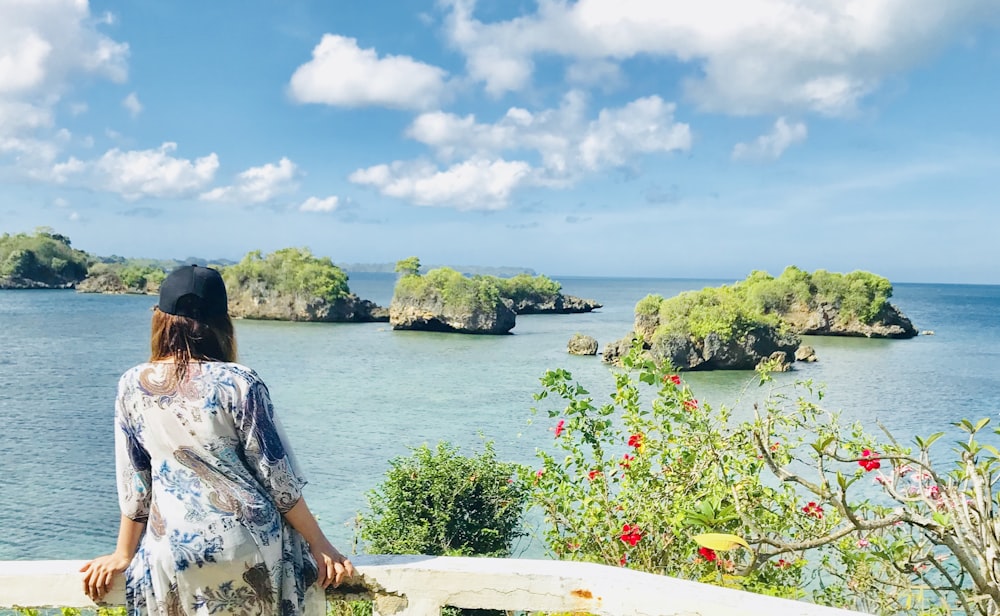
[221, 248, 388, 322]
[603, 266, 917, 371]
[389, 257, 601, 334]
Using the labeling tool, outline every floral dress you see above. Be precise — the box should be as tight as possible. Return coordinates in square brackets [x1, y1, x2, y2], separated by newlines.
[115, 362, 323, 616]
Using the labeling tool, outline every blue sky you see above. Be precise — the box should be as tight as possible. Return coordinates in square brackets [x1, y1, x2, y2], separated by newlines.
[1, 0, 998, 283]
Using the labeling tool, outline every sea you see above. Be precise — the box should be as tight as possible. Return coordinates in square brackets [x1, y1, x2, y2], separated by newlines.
[1, 274, 998, 561]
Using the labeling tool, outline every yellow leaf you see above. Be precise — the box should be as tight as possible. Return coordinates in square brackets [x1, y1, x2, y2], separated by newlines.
[693, 533, 751, 551]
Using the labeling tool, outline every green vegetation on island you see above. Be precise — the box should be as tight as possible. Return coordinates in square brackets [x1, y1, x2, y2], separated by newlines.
[0, 228, 89, 288]
[223, 247, 351, 303]
[494, 272, 562, 306]
[394, 261, 502, 314]
[637, 266, 900, 343]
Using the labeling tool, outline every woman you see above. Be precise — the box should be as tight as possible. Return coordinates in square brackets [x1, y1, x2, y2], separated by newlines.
[81, 265, 354, 615]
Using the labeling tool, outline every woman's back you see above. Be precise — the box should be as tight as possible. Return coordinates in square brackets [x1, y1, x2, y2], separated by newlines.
[117, 361, 322, 615]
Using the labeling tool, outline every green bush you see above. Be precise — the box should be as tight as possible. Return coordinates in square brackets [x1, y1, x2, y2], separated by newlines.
[358, 442, 529, 557]
[394, 267, 502, 314]
[223, 248, 350, 302]
[494, 273, 562, 304]
[655, 285, 780, 341]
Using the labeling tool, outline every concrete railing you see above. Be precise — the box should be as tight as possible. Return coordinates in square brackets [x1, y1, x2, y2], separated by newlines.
[0, 555, 868, 615]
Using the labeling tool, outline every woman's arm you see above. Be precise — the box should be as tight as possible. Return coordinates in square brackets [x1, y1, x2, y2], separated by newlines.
[80, 515, 146, 601]
[283, 497, 355, 588]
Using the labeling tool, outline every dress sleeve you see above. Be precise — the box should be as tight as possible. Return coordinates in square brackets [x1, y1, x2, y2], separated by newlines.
[236, 376, 308, 513]
[114, 375, 152, 522]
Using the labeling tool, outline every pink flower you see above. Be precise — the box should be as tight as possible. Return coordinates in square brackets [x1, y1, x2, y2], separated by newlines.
[683, 399, 698, 411]
[554, 419, 565, 438]
[856, 539, 870, 549]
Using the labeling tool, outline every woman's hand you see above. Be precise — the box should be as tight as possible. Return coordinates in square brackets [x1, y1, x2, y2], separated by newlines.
[310, 539, 356, 589]
[80, 552, 132, 602]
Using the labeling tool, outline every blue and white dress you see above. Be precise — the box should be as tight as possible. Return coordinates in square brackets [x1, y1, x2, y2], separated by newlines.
[115, 362, 323, 616]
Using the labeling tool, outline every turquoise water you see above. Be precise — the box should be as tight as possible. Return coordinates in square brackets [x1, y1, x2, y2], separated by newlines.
[1, 275, 998, 560]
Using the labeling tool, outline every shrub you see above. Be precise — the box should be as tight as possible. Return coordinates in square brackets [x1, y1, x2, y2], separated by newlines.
[393, 267, 502, 314]
[494, 273, 562, 304]
[223, 248, 350, 302]
[358, 442, 529, 557]
[529, 345, 999, 615]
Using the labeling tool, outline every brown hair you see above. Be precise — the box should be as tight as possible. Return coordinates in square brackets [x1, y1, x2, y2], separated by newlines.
[150, 303, 237, 380]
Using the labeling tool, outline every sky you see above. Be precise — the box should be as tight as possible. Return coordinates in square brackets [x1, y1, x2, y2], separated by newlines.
[1, 0, 998, 283]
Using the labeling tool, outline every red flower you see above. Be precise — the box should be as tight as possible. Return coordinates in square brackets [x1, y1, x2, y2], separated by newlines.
[620, 453, 635, 469]
[859, 449, 881, 472]
[664, 374, 681, 386]
[774, 558, 792, 569]
[587, 469, 602, 481]
[554, 419, 566, 438]
[628, 433, 643, 448]
[620, 524, 643, 546]
[619, 554, 628, 566]
[802, 501, 824, 519]
[770, 442, 780, 452]
[698, 547, 717, 562]
[683, 399, 699, 411]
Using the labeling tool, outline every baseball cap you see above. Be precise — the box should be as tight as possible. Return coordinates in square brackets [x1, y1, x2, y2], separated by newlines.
[157, 265, 228, 319]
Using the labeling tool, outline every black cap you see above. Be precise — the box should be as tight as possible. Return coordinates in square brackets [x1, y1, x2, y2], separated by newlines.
[157, 265, 228, 320]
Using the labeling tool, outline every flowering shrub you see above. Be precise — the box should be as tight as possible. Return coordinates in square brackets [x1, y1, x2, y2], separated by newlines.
[528, 344, 1000, 615]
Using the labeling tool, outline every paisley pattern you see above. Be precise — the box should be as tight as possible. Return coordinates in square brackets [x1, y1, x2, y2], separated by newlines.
[116, 362, 323, 616]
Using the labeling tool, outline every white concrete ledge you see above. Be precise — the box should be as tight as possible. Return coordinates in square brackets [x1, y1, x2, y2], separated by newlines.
[0, 556, 868, 616]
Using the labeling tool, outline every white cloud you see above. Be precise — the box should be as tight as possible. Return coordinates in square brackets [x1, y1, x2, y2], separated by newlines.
[443, 0, 996, 116]
[201, 157, 298, 204]
[122, 92, 142, 118]
[0, 0, 128, 173]
[47, 142, 219, 199]
[732, 118, 807, 161]
[350, 158, 531, 210]
[52, 197, 69, 207]
[288, 34, 448, 110]
[299, 196, 340, 213]
[352, 92, 690, 209]
[68, 102, 88, 116]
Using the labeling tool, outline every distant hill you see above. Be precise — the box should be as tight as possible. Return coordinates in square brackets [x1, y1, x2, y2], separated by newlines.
[337, 262, 536, 277]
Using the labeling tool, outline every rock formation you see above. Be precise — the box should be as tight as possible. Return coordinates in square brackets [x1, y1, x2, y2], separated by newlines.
[782, 301, 917, 339]
[227, 280, 388, 322]
[512, 294, 602, 315]
[389, 292, 515, 334]
[567, 334, 599, 355]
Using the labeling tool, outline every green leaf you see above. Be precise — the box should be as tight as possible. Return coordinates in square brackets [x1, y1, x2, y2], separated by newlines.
[922, 432, 945, 449]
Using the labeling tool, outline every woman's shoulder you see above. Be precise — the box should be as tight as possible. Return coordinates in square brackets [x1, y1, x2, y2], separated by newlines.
[208, 362, 267, 388]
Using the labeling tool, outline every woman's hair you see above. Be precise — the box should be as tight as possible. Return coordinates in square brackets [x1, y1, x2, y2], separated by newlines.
[150, 296, 237, 380]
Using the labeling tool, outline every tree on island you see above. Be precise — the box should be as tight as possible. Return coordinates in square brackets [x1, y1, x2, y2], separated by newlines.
[394, 256, 421, 277]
